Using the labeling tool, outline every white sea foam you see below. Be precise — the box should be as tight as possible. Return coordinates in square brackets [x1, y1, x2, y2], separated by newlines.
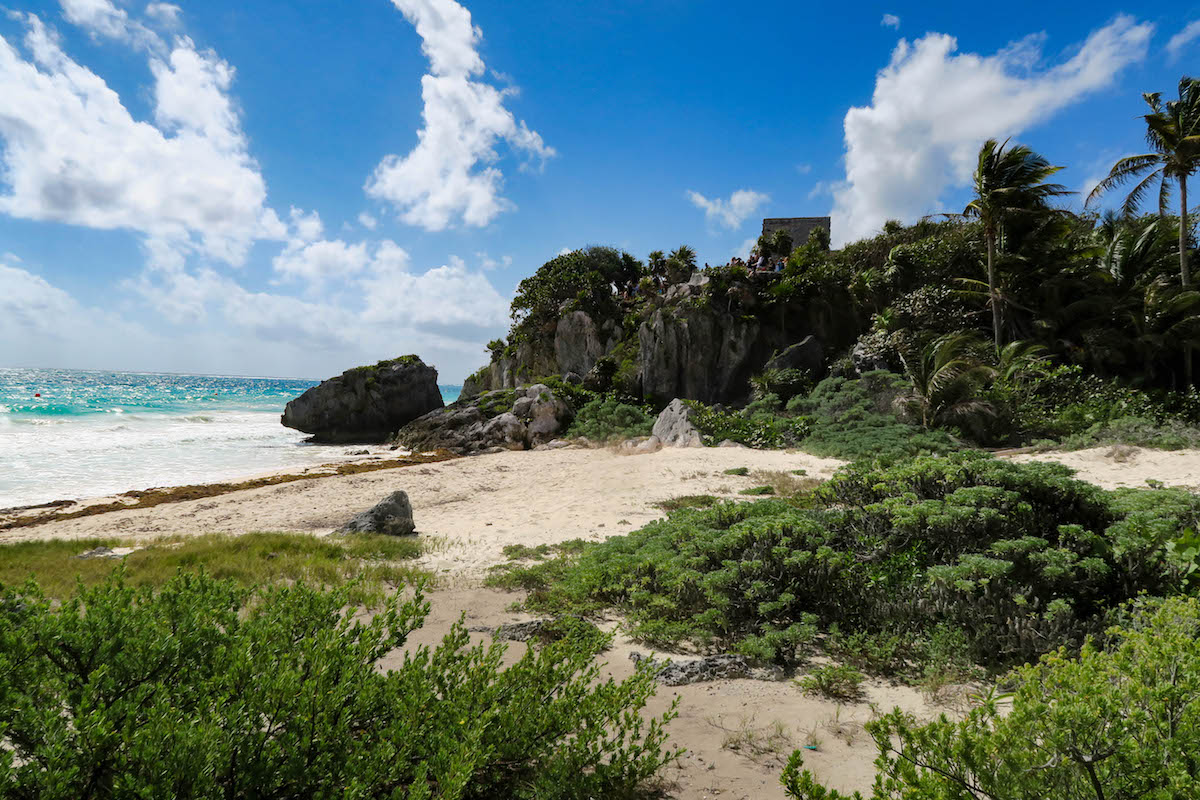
[0, 409, 340, 508]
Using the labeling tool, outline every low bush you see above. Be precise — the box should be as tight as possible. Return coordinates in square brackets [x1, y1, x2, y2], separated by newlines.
[685, 402, 813, 448]
[567, 396, 654, 442]
[0, 571, 680, 799]
[723, 467, 750, 476]
[790, 372, 961, 462]
[511, 453, 1199, 669]
[783, 596, 1200, 799]
[795, 665, 865, 701]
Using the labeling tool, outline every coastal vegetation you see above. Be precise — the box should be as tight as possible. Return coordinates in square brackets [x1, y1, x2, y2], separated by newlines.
[492, 453, 1200, 673]
[0, 572, 680, 798]
[0, 532, 424, 603]
[783, 596, 1200, 800]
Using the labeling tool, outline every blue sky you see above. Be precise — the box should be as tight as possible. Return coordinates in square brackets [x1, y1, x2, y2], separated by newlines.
[0, 0, 1197, 381]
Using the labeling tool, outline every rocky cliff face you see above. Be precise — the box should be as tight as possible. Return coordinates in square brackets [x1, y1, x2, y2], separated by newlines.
[282, 356, 443, 443]
[464, 277, 852, 407]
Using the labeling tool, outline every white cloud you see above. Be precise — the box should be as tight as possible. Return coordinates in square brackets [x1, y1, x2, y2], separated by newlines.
[273, 239, 371, 285]
[365, 0, 554, 231]
[881, 14, 901, 29]
[831, 15, 1152, 245]
[358, 211, 378, 230]
[0, 5, 514, 381]
[1167, 20, 1200, 61]
[145, 3, 182, 27]
[476, 252, 511, 271]
[0, 12, 283, 264]
[289, 207, 324, 242]
[688, 189, 770, 230]
[557, 247, 574, 256]
[795, 163, 812, 175]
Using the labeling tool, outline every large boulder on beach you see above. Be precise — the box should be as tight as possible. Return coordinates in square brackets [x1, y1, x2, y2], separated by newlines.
[339, 490, 415, 536]
[652, 399, 703, 447]
[394, 385, 574, 454]
[282, 356, 443, 443]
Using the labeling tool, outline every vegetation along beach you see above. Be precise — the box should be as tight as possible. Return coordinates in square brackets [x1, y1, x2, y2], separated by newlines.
[2, 2, 1200, 798]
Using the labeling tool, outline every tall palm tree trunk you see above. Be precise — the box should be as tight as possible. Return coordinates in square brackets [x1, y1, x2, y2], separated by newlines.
[1183, 174, 1193, 386]
[987, 231, 1001, 350]
[1182, 174, 1191, 287]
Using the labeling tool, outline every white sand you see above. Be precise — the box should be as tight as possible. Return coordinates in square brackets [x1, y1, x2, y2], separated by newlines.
[1008, 445, 1200, 490]
[3, 446, 842, 581]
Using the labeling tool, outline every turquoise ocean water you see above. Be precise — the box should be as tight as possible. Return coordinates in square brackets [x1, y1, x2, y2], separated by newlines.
[0, 368, 461, 509]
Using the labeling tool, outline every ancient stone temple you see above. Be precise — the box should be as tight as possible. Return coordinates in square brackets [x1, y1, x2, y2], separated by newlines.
[762, 216, 831, 245]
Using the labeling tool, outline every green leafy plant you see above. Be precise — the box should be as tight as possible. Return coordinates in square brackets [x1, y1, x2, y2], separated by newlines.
[566, 396, 654, 442]
[0, 571, 680, 799]
[795, 665, 865, 701]
[783, 596, 1200, 799]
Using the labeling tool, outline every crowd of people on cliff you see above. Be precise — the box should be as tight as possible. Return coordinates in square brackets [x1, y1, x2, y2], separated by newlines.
[619, 247, 787, 300]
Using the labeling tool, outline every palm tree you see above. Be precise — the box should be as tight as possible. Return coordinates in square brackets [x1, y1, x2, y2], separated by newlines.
[1088, 77, 1200, 384]
[963, 139, 1071, 349]
[899, 332, 997, 429]
[665, 245, 697, 284]
[1087, 77, 1200, 288]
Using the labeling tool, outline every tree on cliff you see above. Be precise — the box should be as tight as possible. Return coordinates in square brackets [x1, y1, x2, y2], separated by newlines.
[510, 247, 643, 341]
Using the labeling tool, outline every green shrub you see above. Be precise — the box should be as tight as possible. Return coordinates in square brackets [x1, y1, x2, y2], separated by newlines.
[567, 396, 654, 442]
[796, 665, 865, 701]
[723, 467, 750, 476]
[790, 371, 960, 462]
[783, 596, 1200, 799]
[740, 485, 776, 496]
[685, 401, 813, 448]
[0, 571, 680, 799]
[515, 453, 1197, 669]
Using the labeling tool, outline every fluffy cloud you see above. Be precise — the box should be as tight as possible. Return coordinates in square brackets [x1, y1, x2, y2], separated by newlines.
[831, 15, 1152, 244]
[1167, 20, 1200, 61]
[365, 0, 554, 231]
[0, 5, 514, 380]
[358, 211, 378, 230]
[881, 14, 900, 29]
[145, 3, 182, 27]
[688, 189, 770, 230]
[0, 12, 283, 264]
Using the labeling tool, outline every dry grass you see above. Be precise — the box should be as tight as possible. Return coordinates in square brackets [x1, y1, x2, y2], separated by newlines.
[748, 469, 823, 498]
[0, 451, 458, 531]
[710, 715, 793, 765]
[0, 532, 426, 604]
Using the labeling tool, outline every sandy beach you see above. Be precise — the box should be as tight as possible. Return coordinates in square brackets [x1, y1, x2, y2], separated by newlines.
[6, 442, 1198, 798]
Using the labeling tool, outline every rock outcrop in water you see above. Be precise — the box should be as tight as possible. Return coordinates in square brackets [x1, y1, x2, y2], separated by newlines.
[395, 384, 573, 454]
[282, 356, 443, 443]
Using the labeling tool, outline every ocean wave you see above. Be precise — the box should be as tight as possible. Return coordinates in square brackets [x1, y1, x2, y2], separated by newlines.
[182, 415, 214, 423]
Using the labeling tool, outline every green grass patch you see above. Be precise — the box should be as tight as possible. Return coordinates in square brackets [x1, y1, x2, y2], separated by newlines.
[740, 485, 776, 496]
[723, 467, 750, 476]
[0, 532, 424, 605]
